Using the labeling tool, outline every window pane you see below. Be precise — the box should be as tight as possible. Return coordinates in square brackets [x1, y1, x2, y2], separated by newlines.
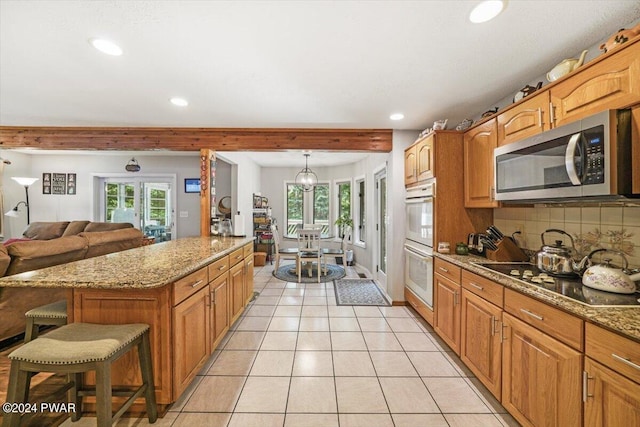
[313, 184, 329, 234]
[287, 184, 303, 235]
[359, 180, 365, 243]
[338, 182, 351, 219]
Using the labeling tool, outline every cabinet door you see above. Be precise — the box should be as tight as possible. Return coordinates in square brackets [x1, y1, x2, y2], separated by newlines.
[173, 286, 210, 398]
[502, 313, 582, 427]
[210, 272, 230, 350]
[584, 357, 640, 427]
[434, 274, 461, 355]
[464, 119, 499, 208]
[550, 40, 640, 127]
[497, 92, 550, 146]
[416, 135, 435, 181]
[404, 144, 418, 186]
[244, 256, 254, 305]
[460, 289, 502, 399]
[229, 261, 245, 323]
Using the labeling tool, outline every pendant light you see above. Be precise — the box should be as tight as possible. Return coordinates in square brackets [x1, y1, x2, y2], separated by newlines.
[295, 153, 318, 192]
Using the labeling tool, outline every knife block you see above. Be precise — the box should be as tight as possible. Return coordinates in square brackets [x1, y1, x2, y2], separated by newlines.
[486, 238, 529, 262]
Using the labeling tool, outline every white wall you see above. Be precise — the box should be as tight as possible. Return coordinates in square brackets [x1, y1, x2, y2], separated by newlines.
[1, 151, 202, 239]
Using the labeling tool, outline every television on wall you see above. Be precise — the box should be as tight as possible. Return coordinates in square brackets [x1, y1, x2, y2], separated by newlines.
[184, 178, 201, 193]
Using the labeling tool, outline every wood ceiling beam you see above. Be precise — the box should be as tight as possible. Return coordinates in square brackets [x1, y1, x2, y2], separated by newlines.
[0, 127, 393, 152]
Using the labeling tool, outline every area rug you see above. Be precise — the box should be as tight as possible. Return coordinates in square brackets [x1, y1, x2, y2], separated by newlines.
[273, 264, 346, 283]
[334, 279, 391, 306]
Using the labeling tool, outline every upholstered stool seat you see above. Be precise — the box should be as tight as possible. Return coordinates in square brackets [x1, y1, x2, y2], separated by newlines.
[4, 323, 157, 427]
[24, 299, 68, 343]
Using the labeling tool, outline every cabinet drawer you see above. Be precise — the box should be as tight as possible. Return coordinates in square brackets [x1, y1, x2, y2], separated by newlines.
[504, 288, 583, 351]
[462, 270, 504, 308]
[405, 287, 433, 327]
[173, 267, 208, 306]
[434, 258, 461, 283]
[208, 256, 229, 282]
[586, 322, 640, 384]
[229, 247, 244, 266]
[243, 243, 253, 258]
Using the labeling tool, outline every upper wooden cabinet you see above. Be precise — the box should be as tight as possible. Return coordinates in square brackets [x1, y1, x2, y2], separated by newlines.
[550, 39, 640, 127]
[404, 133, 434, 186]
[497, 92, 550, 147]
[416, 134, 435, 181]
[464, 119, 499, 208]
[404, 145, 418, 186]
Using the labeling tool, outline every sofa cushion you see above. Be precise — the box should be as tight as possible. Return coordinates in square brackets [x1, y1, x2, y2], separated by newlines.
[62, 220, 91, 236]
[84, 222, 133, 232]
[3, 238, 32, 246]
[80, 228, 143, 259]
[22, 221, 70, 240]
[5, 235, 88, 276]
[0, 245, 10, 277]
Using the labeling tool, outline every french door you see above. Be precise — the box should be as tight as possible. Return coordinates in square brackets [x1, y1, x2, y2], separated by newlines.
[374, 168, 387, 292]
[99, 176, 175, 243]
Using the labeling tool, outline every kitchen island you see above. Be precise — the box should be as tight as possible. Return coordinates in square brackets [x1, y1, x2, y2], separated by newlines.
[0, 236, 255, 410]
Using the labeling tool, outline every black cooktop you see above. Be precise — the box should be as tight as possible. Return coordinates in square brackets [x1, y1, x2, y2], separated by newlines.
[473, 262, 640, 307]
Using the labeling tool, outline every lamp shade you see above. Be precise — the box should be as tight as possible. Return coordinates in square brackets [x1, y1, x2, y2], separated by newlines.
[11, 177, 38, 187]
[295, 154, 318, 192]
[4, 208, 19, 218]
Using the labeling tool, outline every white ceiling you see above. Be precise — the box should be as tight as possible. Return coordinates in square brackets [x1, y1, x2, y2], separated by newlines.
[1, 1, 640, 166]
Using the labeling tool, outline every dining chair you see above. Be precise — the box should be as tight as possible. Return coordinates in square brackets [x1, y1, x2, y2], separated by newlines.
[271, 224, 298, 271]
[297, 228, 326, 283]
[322, 234, 347, 269]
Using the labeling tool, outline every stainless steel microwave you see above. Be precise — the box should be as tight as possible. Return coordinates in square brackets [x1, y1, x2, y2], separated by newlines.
[494, 109, 637, 202]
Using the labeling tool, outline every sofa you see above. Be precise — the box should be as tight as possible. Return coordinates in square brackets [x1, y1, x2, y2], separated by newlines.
[0, 221, 145, 344]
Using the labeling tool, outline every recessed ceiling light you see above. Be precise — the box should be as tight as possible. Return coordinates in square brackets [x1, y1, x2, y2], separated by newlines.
[170, 97, 189, 107]
[390, 113, 405, 121]
[469, 0, 505, 23]
[89, 38, 123, 56]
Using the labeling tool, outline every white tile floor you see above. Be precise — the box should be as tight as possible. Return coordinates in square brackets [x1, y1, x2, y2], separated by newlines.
[62, 261, 520, 427]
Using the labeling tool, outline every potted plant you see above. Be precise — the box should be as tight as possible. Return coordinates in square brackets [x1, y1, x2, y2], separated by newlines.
[334, 215, 354, 265]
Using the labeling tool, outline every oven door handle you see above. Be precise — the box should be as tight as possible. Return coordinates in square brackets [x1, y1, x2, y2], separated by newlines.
[405, 198, 432, 204]
[404, 246, 432, 260]
[565, 132, 583, 185]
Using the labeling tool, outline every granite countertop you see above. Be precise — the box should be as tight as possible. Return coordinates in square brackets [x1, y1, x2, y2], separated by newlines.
[435, 253, 640, 342]
[0, 236, 254, 290]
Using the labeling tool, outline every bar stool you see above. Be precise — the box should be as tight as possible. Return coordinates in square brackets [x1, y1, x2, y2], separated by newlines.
[3, 323, 158, 427]
[24, 300, 68, 343]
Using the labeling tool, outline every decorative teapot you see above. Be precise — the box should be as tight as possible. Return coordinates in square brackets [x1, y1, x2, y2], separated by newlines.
[600, 23, 640, 53]
[582, 249, 640, 295]
[433, 119, 448, 130]
[513, 82, 543, 103]
[546, 50, 588, 82]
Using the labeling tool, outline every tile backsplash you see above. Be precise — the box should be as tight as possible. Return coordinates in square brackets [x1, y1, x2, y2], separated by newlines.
[494, 206, 640, 269]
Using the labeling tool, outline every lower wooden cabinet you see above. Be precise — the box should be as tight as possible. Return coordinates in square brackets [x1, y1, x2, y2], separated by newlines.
[434, 273, 461, 355]
[172, 286, 211, 398]
[229, 260, 245, 323]
[210, 272, 230, 350]
[502, 313, 582, 427]
[584, 357, 640, 427]
[244, 256, 254, 304]
[460, 289, 502, 399]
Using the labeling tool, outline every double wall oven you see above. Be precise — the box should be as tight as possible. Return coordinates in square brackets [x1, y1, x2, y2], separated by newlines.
[404, 180, 434, 310]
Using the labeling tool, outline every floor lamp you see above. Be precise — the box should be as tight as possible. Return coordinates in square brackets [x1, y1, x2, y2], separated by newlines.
[5, 177, 39, 224]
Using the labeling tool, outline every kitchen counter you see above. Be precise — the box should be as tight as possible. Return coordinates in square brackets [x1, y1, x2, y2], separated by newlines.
[0, 236, 254, 290]
[435, 252, 640, 342]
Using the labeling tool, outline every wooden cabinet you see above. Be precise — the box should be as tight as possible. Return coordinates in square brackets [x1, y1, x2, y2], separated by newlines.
[229, 260, 245, 324]
[173, 285, 211, 398]
[244, 243, 254, 304]
[502, 313, 582, 427]
[550, 39, 640, 127]
[434, 259, 462, 355]
[416, 134, 435, 181]
[463, 118, 499, 208]
[584, 358, 640, 427]
[404, 144, 418, 186]
[210, 272, 229, 350]
[460, 270, 504, 400]
[497, 92, 550, 146]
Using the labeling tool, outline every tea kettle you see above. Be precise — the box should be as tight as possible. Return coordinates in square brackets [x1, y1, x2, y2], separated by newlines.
[582, 249, 640, 294]
[536, 229, 590, 277]
[546, 50, 588, 82]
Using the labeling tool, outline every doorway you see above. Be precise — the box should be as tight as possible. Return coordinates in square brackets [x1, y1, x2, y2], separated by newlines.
[374, 167, 387, 293]
[96, 175, 176, 243]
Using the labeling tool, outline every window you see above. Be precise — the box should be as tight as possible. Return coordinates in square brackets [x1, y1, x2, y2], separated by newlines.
[105, 183, 134, 222]
[355, 177, 365, 245]
[145, 185, 169, 226]
[335, 180, 352, 239]
[284, 182, 330, 235]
